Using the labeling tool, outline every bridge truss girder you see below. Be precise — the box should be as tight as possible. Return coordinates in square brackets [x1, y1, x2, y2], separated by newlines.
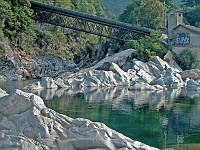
[31, 2, 150, 41]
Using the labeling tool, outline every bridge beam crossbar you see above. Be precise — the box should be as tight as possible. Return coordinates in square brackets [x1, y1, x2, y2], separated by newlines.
[31, 1, 152, 41]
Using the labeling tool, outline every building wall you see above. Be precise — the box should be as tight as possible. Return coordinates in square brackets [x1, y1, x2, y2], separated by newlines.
[173, 27, 200, 47]
[167, 10, 183, 40]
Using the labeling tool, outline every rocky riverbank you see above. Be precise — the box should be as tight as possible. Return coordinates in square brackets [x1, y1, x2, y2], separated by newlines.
[0, 88, 158, 150]
[2, 43, 200, 150]
[0, 42, 79, 82]
[23, 49, 200, 92]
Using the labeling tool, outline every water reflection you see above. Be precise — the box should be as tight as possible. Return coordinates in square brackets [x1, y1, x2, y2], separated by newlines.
[35, 87, 183, 110]
[42, 87, 200, 149]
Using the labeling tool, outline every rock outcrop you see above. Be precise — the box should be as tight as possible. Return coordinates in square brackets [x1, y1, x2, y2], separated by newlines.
[94, 49, 135, 71]
[25, 54, 187, 91]
[164, 51, 182, 72]
[0, 89, 158, 150]
[186, 78, 200, 91]
[0, 42, 79, 81]
[180, 69, 200, 80]
[33, 56, 79, 78]
[0, 88, 8, 98]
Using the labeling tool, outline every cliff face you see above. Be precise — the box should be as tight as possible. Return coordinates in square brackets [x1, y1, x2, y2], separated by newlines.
[100, 0, 132, 17]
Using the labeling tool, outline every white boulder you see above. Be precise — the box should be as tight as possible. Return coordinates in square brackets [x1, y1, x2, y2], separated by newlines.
[180, 69, 200, 80]
[129, 83, 156, 91]
[0, 88, 8, 98]
[41, 77, 58, 89]
[0, 89, 158, 150]
[186, 79, 200, 90]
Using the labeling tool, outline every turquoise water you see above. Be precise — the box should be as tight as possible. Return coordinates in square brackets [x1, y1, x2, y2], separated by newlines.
[42, 88, 200, 149]
[1, 81, 200, 149]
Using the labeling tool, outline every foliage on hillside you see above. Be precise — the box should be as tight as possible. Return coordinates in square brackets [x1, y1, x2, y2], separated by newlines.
[180, 0, 200, 28]
[122, 31, 167, 62]
[173, 49, 198, 70]
[0, 0, 33, 45]
[119, 0, 174, 29]
[184, 6, 200, 28]
[0, 0, 106, 59]
[101, 0, 131, 17]
[181, 0, 200, 7]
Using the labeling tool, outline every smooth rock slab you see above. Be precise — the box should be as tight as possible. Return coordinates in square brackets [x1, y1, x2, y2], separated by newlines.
[0, 90, 158, 150]
[0, 88, 8, 98]
[180, 69, 200, 80]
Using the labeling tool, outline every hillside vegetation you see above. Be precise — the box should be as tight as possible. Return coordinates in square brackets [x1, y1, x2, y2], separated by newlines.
[0, 0, 106, 62]
[101, 0, 131, 17]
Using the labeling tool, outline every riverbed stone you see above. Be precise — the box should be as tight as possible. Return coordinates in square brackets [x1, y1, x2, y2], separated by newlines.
[41, 77, 58, 89]
[131, 60, 156, 83]
[24, 81, 43, 91]
[147, 61, 162, 78]
[164, 51, 182, 72]
[68, 78, 83, 88]
[180, 69, 200, 80]
[55, 78, 70, 88]
[163, 68, 184, 88]
[150, 78, 165, 86]
[152, 56, 170, 71]
[186, 79, 200, 90]
[34, 56, 79, 78]
[0, 75, 5, 82]
[129, 83, 156, 91]
[94, 49, 135, 70]
[110, 62, 129, 83]
[95, 61, 112, 71]
[0, 88, 8, 98]
[0, 89, 158, 150]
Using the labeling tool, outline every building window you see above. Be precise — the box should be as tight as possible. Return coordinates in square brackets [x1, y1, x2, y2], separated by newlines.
[179, 13, 182, 17]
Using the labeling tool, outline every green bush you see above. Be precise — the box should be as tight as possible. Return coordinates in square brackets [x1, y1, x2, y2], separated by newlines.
[175, 49, 198, 70]
[123, 31, 167, 62]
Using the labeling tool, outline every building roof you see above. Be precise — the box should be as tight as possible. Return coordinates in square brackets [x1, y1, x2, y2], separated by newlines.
[167, 8, 183, 13]
[173, 24, 200, 34]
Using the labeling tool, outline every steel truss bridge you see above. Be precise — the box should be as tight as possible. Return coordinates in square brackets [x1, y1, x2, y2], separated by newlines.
[30, 1, 152, 41]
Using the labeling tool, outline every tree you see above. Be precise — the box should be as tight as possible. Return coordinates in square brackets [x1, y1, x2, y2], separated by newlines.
[181, 0, 200, 7]
[35, 0, 73, 9]
[175, 49, 198, 70]
[138, 0, 165, 29]
[184, 6, 200, 28]
[118, 0, 142, 25]
[71, 0, 105, 17]
[160, 0, 175, 8]
[0, 0, 12, 39]
[123, 31, 167, 62]
[119, 0, 165, 29]
[0, 0, 33, 46]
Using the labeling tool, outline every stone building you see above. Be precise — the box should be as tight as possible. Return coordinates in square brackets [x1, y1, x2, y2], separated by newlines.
[173, 24, 200, 47]
[167, 9, 200, 67]
[167, 9, 200, 47]
[167, 9, 183, 44]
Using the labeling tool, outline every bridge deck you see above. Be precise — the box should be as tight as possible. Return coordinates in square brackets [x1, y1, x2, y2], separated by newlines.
[30, 1, 152, 40]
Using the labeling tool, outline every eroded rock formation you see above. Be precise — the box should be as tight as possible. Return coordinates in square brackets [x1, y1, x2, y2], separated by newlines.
[0, 89, 158, 150]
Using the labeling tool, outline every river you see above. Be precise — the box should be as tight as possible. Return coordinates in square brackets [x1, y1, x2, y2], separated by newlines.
[1, 80, 200, 149]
